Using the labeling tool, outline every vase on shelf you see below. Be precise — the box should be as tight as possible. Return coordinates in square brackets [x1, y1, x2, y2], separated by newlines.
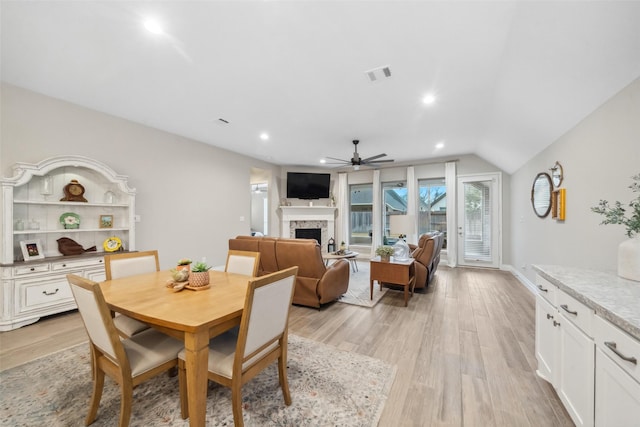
[618, 235, 640, 282]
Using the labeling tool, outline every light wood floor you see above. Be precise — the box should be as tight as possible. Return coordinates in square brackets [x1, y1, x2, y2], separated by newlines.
[0, 264, 574, 426]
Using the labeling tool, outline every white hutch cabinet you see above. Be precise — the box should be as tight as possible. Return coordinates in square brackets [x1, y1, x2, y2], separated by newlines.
[0, 155, 136, 330]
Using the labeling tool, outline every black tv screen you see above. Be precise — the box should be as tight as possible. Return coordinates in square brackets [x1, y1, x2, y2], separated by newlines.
[286, 172, 330, 200]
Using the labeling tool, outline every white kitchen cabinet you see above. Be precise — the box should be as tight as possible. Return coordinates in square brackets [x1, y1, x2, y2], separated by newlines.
[535, 293, 558, 383]
[0, 155, 135, 330]
[594, 314, 640, 427]
[595, 348, 640, 427]
[535, 276, 595, 427]
[556, 308, 595, 427]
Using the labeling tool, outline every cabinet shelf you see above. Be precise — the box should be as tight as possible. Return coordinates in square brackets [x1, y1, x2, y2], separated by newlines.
[14, 200, 128, 208]
[14, 228, 130, 235]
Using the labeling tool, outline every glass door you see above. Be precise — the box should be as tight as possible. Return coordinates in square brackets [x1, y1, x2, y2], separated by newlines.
[456, 173, 501, 268]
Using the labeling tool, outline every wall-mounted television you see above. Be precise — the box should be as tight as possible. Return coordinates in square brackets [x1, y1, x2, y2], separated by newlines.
[286, 172, 330, 200]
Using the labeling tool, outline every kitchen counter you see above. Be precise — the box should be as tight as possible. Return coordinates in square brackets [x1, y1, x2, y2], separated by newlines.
[533, 265, 640, 341]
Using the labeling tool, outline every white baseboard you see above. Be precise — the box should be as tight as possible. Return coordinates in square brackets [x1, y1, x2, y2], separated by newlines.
[502, 264, 537, 294]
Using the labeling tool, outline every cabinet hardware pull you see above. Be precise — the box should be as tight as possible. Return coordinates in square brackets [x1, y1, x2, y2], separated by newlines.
[553, 320, 561, 327]
[546, 313, 554, 320]
[537, 285, 548, 292]
[604, 341, 637, 365]
[30, 267, 35, 271]
[42, 288, 59, 296]
[560, 304, 577, 315]
[62, 264, 66, 267]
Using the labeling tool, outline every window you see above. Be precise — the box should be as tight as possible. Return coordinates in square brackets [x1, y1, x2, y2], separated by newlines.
[349, 184, 372, 245]
[418, 178, 447, 248]
[382, 181, 407, 245]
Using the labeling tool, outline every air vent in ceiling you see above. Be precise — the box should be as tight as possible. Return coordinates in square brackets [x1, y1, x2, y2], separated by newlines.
[365, 65, 392, 82]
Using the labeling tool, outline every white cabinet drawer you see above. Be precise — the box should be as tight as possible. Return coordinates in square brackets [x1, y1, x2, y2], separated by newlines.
[52, 257, 104, 271]
[558, 289, 594, 337]
[16, 274, 77, 313]
[595, 315, 640, 384]
[536, 276, 557, 305]
[13, 264, 50, 276]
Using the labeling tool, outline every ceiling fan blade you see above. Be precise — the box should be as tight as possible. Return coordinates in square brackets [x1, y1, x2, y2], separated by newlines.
[361, 153, 387, 162]
[324, 156, 350, 163]
[363, 159, 395, 164]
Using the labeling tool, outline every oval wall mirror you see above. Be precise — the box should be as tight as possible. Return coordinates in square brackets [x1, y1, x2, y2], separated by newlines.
[551, 161, 563, 188]
[531, 172, 553, 218]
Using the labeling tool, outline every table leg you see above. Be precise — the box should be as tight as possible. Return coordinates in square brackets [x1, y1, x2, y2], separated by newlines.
[370, 279, 374, 300]
[183, 329, 210, 427]
[404, 282, 408, 307]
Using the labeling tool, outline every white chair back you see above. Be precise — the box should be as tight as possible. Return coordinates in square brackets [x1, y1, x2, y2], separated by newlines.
[68, 275, 121, 362]
[240, 267, 296, 363]
[105, 250, 159, 280]
[225, 250, 260, 276]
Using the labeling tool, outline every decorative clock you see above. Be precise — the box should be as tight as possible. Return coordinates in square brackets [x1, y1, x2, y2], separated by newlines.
[103, 236, 122, 252]
[60, 179, 88, 202]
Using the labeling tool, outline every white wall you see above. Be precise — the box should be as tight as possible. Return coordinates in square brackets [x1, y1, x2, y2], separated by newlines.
[1, 83, 282, 268]
[510, 77, 640, 283]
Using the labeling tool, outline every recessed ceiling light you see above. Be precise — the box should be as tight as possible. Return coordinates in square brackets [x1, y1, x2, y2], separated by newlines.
[320, 159, 326, 164]
[422, 93, 436, 105]
[259, 132, 269, 141]
[435, 141, 445, 150]
[143, 19, 164, 35]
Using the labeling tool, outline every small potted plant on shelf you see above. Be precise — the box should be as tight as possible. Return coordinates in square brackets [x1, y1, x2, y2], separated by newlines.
[375, 245, 394, 262]
[176, 258, 192, 271]
[189, 261, 212, 287]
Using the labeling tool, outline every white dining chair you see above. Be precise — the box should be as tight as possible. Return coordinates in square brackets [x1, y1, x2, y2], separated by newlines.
[177, 266, 298, 427]
[67, 274, 183, 427]
[224, 250, 261, 276]
[104, 250, 160, 337]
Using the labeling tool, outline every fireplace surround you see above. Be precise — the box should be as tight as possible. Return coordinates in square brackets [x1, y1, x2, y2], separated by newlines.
[280, 206, 336, 252]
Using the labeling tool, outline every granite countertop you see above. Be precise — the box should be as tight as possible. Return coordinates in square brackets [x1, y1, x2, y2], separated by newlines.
[533, 265, 640, 342]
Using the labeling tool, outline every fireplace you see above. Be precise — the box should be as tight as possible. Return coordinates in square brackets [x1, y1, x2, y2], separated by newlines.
[295, 228, 322, 245]
[279, 206, 336, 253]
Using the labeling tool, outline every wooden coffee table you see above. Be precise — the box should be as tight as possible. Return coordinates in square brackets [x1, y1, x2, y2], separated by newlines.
[323, 251, 359, 272]
[370, 257, 415, 306]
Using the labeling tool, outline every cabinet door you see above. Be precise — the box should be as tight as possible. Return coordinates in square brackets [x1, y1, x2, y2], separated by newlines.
[536, 294, 558, 384]
[595, 348, 640, 427]
[557, 312, 595, 427]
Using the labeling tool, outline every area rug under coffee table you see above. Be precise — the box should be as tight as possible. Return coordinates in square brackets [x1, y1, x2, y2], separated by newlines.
[338, 260, 388, 308]
[0, 334, 396, 426]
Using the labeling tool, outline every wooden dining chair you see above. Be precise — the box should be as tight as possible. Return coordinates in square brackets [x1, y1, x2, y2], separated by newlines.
[224, 249, 261, 276]
[67, 274, 184, 427]
[177, 266, 298, 427]
[104, 250, 160, 337]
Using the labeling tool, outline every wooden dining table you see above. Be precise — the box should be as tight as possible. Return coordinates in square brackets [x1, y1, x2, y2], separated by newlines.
[100, 269, 250, 427]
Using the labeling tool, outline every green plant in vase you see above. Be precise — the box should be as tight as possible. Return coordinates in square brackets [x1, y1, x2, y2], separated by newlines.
[591, 174, 640, 281]
[176, 258, 192, 271]
[189, 261, 212, 287]
[375, 245, 394, 262]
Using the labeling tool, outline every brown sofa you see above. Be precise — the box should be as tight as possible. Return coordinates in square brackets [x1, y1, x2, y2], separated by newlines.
[409, 232, 444, 289]
[228, 236, 350, 308]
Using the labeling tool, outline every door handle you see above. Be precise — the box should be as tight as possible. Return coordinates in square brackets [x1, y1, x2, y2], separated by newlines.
[537, 285, 548, 292]
[604, 341, 637, 365]
[560, 304, 577, 315]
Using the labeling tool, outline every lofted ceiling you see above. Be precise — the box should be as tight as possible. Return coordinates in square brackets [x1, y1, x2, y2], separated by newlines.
[2, 1, 640, 174]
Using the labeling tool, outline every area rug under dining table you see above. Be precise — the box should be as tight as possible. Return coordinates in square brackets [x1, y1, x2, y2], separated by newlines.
[0, 334, 396, 426]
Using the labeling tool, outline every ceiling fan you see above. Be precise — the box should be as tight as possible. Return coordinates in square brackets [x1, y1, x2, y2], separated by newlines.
[325, 140, 394, 169]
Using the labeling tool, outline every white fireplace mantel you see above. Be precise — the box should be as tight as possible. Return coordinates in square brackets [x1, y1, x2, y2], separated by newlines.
[279, 206, 336, 239]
